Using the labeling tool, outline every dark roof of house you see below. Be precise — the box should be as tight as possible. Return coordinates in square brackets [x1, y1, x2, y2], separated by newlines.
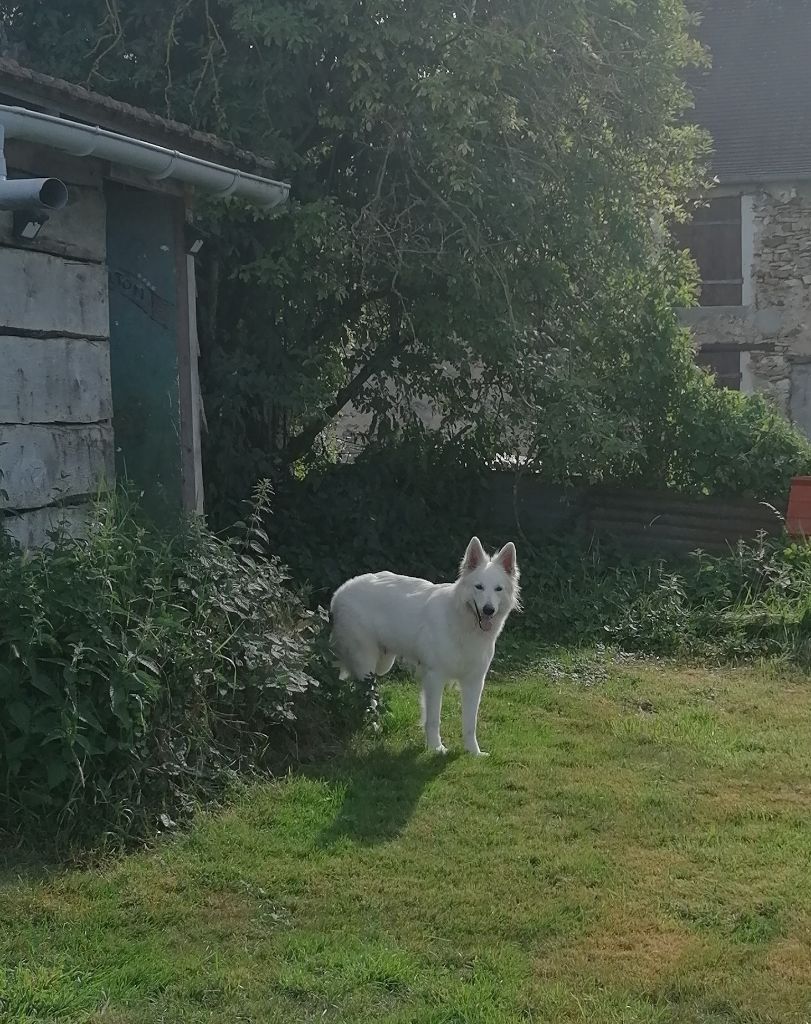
[0, 57, 276, 175]
[688, 0, 811, 183]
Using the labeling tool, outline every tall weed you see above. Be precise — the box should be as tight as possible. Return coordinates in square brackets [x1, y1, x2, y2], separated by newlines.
[517, 533, 811, 664]
[0, 488, 365, 849]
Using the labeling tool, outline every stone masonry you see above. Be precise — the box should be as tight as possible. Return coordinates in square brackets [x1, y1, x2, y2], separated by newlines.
[336, 185, 811, 456]
[684, 184, 811, 434]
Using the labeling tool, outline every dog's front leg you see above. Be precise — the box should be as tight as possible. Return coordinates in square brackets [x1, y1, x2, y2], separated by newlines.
[421, 673, 447, 754]
[461, 674, 488, 756]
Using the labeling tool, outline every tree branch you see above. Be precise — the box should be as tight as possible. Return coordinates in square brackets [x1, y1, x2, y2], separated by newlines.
[282, 301, 403, 463]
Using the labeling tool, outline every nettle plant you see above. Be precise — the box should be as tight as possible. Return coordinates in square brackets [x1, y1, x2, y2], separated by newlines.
[0, 487, 368, 847]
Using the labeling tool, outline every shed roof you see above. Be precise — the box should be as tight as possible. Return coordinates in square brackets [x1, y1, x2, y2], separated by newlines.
[0, 57, 276, 176]
[688, 0, 811, 183]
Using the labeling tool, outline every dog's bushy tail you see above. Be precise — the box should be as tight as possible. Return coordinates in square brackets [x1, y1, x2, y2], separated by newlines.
[330, 605, 370, 681]
[328, 609, 350, 679]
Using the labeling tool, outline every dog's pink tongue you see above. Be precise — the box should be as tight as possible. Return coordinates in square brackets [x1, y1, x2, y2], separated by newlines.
[481, 618, 494, 632]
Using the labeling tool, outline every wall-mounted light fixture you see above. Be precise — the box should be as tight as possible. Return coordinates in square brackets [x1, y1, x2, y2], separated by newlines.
[184, 222, 206, 255]
[12, 210, 49, 240]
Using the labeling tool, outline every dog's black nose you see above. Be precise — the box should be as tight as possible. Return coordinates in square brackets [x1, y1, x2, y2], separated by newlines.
[483, 604, 495, 617]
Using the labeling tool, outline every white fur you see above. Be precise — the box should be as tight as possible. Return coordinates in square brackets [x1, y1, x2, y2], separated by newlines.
[329, 537, 520, 755]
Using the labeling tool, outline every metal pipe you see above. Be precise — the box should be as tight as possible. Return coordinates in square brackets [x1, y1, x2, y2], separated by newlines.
[0, 176, 68, 211]
[0, 105, 289, 208]
[0, 122, 69, 212]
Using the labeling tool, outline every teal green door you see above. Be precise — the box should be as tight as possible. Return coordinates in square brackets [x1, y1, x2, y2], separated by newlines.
[106, 183, 183, 517]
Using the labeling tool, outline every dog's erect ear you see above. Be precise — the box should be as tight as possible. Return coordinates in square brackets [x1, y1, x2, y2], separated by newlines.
[460, 536, 486, 575]
[495, 541, 517, 576]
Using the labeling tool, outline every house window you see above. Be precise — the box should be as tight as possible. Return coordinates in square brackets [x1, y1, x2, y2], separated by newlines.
[696, 347, 741, 390]
[673, 195, 743, 306]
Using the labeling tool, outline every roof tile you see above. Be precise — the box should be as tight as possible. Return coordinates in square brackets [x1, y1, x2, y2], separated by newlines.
[688, 0, 811, 182]
[0, 57, 277, 175]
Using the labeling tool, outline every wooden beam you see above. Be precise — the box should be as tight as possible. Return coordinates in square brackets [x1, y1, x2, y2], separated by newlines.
[4, 140, 104, 189]
[1, 503, 92, 548]
[0, 422, 113, 510]
[0, 336, 112, 424]
[0, 248, 109, 337]
[0, 183, 106, 263]
[186, 254, 205, 513]
[174, 204, 197, 513]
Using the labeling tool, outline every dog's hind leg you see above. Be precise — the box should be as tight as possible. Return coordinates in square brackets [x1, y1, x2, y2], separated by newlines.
[331, 617, 381, 682]
[420, 671, 447, 754]
[375, 650, 396, 676]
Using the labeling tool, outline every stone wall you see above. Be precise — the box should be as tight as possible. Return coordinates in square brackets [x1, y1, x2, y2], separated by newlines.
[684, 183, 811, 433]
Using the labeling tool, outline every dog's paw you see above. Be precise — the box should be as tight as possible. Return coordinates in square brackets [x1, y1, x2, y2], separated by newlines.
[466, 748, 489, 757]
[431, 743, 449, 755]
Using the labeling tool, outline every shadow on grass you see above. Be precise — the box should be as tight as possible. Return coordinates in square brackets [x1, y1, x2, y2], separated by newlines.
[0, 833, 61, 885]
[313, 744, 454, 847]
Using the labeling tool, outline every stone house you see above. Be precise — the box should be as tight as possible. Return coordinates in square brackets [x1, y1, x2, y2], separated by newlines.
[678, 0, 811, 431]
[0, 59, 288, 545]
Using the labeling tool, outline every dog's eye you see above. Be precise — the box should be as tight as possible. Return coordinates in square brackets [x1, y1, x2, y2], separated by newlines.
[495, 585, 503, 592]
[474, 583, 484, 591]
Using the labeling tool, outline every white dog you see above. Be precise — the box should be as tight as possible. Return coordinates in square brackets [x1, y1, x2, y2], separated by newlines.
[330, 537, 519, 755]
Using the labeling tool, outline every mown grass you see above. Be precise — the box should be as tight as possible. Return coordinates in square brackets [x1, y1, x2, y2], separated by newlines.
[3, 647, 811, 1022]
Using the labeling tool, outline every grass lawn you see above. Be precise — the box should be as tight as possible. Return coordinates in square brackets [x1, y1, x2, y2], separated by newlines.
[3, 648, 811, 1023]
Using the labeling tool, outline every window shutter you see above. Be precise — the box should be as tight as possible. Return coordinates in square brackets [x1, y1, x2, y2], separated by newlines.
[673, 195, 743, 306]
[696, 347, 741, 390]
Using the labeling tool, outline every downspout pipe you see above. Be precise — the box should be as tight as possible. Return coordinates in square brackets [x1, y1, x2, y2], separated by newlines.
[0, 122, 69, 211]
[0, 104, 289, 208]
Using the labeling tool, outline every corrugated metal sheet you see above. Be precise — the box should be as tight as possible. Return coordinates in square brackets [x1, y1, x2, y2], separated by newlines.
[587, 488, 785, 554]
[484, 472, 786, 555]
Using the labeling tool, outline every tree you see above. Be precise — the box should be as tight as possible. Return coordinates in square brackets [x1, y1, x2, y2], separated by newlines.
[3, 0, 709, 519]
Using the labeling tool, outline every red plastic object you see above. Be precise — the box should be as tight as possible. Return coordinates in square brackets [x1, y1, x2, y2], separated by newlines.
[786, 476, 811, 537]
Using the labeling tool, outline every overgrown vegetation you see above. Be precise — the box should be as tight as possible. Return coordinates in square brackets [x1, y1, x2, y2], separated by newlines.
[264, 446, 811, 669]
[0, 2, 725, 513]
[654, 381, 811, 498]
[4, 2, 811, 517]
[0, 492, 374, 849]
[516, 532, 811, 665]
[4, 0, 811, 857]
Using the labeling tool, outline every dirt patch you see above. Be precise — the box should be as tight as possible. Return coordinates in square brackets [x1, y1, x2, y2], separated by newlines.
[764, 935, 811, 984]
[702, 778, 811, 816]
[538, 910, 700, 986]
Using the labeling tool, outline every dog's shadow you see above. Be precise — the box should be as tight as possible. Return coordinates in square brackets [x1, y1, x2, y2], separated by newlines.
[312, 745, 454, 848]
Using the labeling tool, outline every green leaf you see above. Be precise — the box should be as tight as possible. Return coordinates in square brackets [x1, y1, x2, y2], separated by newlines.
[46, 758, 69, 790]
[7, 701, 31, 734]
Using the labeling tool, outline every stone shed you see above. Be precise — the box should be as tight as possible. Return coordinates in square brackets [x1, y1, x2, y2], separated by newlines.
[0, 59, 288, 545]
[678, 0, 811, 432]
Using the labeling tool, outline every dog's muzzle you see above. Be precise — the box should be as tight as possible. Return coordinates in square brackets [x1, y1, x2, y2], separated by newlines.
[472, 601, 496, 632]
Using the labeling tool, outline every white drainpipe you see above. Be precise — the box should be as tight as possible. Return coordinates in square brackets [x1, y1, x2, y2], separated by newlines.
[0, 104, 289, 208]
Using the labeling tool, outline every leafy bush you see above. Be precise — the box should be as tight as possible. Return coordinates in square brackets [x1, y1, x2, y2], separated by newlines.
[516, 532, 811, 665]
[0, 490, 369, 849]
[272, 441, 480, 603]
[5, 1, 708, 486]
[270, 442, 811, 667]
[584, 310, 811, 499]
[657, 369, 811, 498]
